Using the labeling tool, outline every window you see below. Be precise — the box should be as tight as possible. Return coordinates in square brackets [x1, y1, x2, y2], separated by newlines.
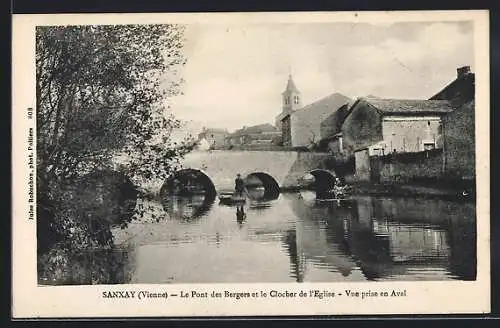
[284, 97, 289, 105]
[294, 95, 300, 104]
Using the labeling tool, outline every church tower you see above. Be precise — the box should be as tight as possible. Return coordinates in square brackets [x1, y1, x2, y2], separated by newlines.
[275, 74, 302, 135]
[282, 74, 302, 114]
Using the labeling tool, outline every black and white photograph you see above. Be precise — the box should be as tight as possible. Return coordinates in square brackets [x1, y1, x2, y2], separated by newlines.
[12, 11, 490, 317]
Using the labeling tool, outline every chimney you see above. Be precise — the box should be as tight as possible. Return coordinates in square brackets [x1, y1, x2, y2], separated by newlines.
[457, 66, 471, 78]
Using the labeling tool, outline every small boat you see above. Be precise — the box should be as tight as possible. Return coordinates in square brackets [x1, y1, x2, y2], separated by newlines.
[218, 192, 246, 205]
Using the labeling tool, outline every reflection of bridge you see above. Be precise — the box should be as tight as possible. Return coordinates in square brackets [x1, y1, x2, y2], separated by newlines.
[174, 150, 336, 194]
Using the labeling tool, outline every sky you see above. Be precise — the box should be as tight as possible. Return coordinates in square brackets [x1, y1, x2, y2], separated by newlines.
[166, 21, 474, 135]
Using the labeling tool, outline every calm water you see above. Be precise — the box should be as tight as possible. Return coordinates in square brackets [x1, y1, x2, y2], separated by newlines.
[41, 190, 476, 285]
[102, 190, 476, 284]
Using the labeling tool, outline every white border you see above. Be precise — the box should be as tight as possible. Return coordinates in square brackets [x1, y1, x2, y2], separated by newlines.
[12, 10, 490, 318]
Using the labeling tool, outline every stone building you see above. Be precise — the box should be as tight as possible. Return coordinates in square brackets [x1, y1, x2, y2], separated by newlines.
[278, 74, 351, 149]
[341, 98, 454, 158]
[318, 103, 351, 155]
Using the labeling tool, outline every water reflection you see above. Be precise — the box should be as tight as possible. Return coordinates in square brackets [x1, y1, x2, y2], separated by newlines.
[160, 194, 214, 222]
[282, 194, 476, 281]
[236, 205, 246, 227]
[41, 192, 476, 285]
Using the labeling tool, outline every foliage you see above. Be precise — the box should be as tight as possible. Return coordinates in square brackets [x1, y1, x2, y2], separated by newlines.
[36, 24, 194, 262]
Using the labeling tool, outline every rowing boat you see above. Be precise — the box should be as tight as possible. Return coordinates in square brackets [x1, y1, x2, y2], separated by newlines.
[218, 192, 246, 205]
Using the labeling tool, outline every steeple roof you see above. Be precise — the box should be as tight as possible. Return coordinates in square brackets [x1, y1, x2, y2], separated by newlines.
[283, 74, 300, 94]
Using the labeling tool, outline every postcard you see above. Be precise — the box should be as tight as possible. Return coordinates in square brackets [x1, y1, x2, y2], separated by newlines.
[12, 10, 490, 318]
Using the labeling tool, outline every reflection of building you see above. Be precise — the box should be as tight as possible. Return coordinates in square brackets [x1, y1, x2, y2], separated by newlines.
[282, 230, 307, 282]
[283, 195, 359, 280]
[348, 196, 467, 279]
[226, 124, 280, 149]
[281, 194, 475, 281]
[372, 221, 450, 262]
[277, 75, 351, 149]
[197, 127, 229, 150]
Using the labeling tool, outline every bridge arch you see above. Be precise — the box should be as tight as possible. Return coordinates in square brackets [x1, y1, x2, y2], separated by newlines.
[308, 169, 338, 193]
[245, 172, 280, 200]
[160, 168, 217, 200]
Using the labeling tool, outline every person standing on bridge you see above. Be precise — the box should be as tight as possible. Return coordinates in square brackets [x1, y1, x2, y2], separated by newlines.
[235, 174, 245, 197]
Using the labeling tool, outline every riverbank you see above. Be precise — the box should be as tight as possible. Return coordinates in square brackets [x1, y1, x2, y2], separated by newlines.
[281, 179, 475, 201]
[349, 179, 475, 201]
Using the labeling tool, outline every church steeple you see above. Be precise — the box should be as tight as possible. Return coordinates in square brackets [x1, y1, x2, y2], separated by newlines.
[282, 74, 302, 113]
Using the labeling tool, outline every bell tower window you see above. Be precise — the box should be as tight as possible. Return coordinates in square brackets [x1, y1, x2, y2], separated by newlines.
[293, 95, 300, 105]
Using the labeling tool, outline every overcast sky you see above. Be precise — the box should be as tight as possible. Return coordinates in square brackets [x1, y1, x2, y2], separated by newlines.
[167, 21, 473, 134]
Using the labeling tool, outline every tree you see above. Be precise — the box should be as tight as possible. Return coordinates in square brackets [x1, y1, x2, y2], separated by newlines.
[36, 25, 195, 261]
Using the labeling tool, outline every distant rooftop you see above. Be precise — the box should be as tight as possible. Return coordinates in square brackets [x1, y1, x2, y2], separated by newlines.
[296, 92, 351, 113]
[361, 98, 454, 115]
[230, 123, 278, 137]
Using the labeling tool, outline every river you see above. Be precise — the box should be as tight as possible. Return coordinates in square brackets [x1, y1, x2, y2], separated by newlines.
[99, 190, 476, 284]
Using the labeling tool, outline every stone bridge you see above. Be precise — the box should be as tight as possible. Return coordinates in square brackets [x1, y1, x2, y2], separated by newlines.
[167, 150, 337, 196]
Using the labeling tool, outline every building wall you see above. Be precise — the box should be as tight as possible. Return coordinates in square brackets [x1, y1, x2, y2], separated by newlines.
[342, 101, 383, 156]
[290, 110, 331, 147]
[381, 116, 442, 153]
[443, 101, 475, 180]
[354, 149, 371, 181]
[289, 100, 350, 148]
[282, 116, 292, 147]
[320, 105, 349, 140]
[290, 112, 318, 148]
[369, 150, 444, 183]
[326, 138, 342, 156]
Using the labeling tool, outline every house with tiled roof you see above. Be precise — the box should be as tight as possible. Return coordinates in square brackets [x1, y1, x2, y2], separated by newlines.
[342, 97, 454, 157]
[339, 97, 454, 181]
[276, 74, 351, 148]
